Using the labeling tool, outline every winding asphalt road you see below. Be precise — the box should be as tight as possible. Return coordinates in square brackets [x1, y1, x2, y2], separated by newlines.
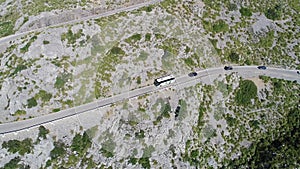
[0, 0, 162, 44]
[0, 66, 299, 134]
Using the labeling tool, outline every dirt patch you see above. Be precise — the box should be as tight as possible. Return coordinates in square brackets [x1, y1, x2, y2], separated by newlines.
[247, 77, 265, 90]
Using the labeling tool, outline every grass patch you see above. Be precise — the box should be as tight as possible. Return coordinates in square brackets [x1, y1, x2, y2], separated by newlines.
[0, 21, 15, 38]
[136, 51, 149, 62]
[212, 20, 229, 33]
[142, 145, 155, 158]
[54, 73, 72, 89]
[95, 45, 125, 98]
[258, 30, 275, 48]
[86, 126, 98, 138]
[183, 54, 200, 68]
[161, 102, 171, 118]
[100, 139, 116, 158]
[203, 124, 217, 139]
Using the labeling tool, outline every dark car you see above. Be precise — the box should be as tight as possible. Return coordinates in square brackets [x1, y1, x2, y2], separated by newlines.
[257, 66, 267, 70]
[188, 72, 198, 77]
[174, 106, 181, 119]
[224, 66, 233, 70]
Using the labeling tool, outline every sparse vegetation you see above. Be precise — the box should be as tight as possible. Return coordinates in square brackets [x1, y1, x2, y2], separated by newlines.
[101, 139, 116, 158]
[212, 20, 229, 33]
[20, 35, 38, 53]
[61, 29, 83, 45]
[13, 110, 26, 116]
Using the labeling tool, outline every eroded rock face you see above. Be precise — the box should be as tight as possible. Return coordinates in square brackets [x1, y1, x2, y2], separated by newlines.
[17, 9, 92, 33]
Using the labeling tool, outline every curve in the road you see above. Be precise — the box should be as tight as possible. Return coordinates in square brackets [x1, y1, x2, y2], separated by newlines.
[0, 66, 299, 134]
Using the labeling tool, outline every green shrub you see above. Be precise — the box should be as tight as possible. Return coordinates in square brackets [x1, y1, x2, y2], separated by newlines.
[38, 126, 49, 140]
[183, 57, 197, 67]
[2, 157, 21, 169]
[110, 46, 125, 55]
[225, 115, 237, 127]
[52, 108, 60, 112]
[71, 132, 92, 156]
[145, 33, 151, 41]
[35, 90, 52, 102]
[240, 7, 252, 17]
[54, 73, 72, 89]
[2, 138, 33, 155]
[43, 40, 50, 44]
[0, 21, 15, 38]
[11, 65, 27, 76]
[136, 76, 141, 84]
[229, 52, 239, 63]
[61, 29, 83, 45]
[20, 35, 37, 53]
[228, 3, 237, 11]
[13, 110, 26, 116]
[27, 97, 37, 108]
[125, 34, 142, 44]
[50, 141, 66, 160]
[161, 102, 171, 118]
[138, 157, 151, 169]
[235, 80, 258, 106]
[135, 130, 145, 139]
[129, 157, 138, 165]
[265, 5, 281, 20]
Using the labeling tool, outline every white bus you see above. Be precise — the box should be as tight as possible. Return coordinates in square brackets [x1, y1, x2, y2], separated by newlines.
[154, 75, 175, 87]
